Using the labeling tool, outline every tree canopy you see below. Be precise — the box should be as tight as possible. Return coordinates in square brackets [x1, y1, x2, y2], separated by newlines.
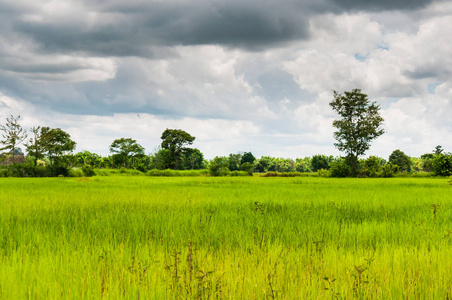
[330, 89, 385, 175]
[40, 127, 76, 165]
[109, 138, 145, 169]
[161, 129, 195, 169]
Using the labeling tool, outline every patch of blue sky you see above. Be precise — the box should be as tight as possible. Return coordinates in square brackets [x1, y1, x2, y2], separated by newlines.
[428, 82, 441, 94]
[354, 53, 368, 61]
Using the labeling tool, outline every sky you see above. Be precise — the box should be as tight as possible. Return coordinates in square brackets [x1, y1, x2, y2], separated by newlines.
[0, 0, 451, 159]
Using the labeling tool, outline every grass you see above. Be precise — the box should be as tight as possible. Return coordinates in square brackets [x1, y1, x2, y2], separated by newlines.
[0, 176, 451, 298]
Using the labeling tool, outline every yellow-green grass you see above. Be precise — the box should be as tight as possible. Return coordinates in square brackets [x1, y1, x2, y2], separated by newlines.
[0, 177, 451, 299]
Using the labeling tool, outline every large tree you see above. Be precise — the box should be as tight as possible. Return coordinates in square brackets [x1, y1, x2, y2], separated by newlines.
[161, 129, 195, 169]
[0, 115, 27, 161]
[389, 149, 412, 172]
[330, 89, 384, 176]
[109, 138, 145, 169]
[40, 127, 76, 165]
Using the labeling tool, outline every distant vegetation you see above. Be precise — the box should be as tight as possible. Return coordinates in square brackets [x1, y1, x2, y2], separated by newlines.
[1, 90, 451, 177]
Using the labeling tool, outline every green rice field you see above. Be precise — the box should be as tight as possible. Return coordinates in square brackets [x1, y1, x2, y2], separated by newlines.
[0, 176, 451, 299]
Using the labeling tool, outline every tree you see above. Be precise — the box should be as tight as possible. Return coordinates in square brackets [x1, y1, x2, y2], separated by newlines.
[228, 153, 243, 171]
[363, 156, 383, 177]
[25, 126, 44, 166]
[330, 89, 385, 176]
[75, 150, 102, 167]
[389, 149, 411, 172]
[40, 127, 76, 165]
[161, 129, 195, 169]
[209, 156, 229, 176]
[0, 115, 27, 162]
[254, 156, 271, 173]
[433, 152, 452, 176]
[434, 145, 444, 155]
[109, 138, 145, 170]
[241, 152, 256, 165]
[310, 154, 330, 172]
[182, 148, 204, 170]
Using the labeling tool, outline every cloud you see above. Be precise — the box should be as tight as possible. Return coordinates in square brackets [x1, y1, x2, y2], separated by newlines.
[0, 0, 451, 160]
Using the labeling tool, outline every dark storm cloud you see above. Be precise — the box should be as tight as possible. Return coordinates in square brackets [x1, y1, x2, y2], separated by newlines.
[12, 1, 310, 55]
[327, 0, 437, 12]
[4, 0, 442, 57]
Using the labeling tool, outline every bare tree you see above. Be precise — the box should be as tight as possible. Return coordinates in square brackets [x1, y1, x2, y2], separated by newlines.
[0, 115, 27, 162]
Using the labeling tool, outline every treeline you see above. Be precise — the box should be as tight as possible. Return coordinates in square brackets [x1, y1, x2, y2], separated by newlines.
[1, 115, 451, 177]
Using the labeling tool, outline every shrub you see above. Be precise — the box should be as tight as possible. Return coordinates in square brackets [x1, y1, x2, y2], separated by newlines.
[316, 169, 330, 178]
[381, 164, 397, 178]
[81, 165, 96, 177]
[50, 164, 70, 177]
[69, 168, 84, 177]
[433, 154, 452, 176]
[240, 162, 254, 176]
[209, 156, 230, 177]
[329, 161, 350, 177]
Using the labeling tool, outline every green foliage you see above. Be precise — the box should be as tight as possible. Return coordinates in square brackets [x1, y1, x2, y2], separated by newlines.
[161, 129, 196, 169]
[330, 89, 385, 176]
[381, 164, 398, 178]
[433, 153, 452, 176]
[363, 156, 383, 177]
[295, 157, 311, 172]
[0, 162, 75, 177]
[24, 126, 43, 166]
[50, 163, 70, 177]
[209, 156, 229, 176]
[81, 165, 96, 177]
[228, 153, 243, 171]
[434, 145, 444, 155]
[239, 162, 254, 175]
[149, 148, 172, 170]
[254, 156, 271, 173]
[75, 151, 102, 168]
[241, 152, 256, 165]
[40, 127, 76, 165]
[182, 148, 204, 170]
[109, 138, 145, 169]
[389, 149, 412, 172]
[69, 168, 84, 177]
[420, 153, 434, 172]
[316, 168, 330, 177]
[311, 154, 331, 172]
[329, 160, 351, 177]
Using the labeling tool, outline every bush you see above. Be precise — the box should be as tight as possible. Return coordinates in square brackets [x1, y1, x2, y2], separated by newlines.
[209, 156, 230, 176]
[50, 164, 69, 177]
[69, 168, 84, 177]
[329, 161, 350, 177]
[0, 163, 62, 177]
[381, 164, 397, 178]
[82, 165, 96, 177]
[433, 154, 452, 176]
[240, 162, 254, 176]
[316, 169, 330, 178]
